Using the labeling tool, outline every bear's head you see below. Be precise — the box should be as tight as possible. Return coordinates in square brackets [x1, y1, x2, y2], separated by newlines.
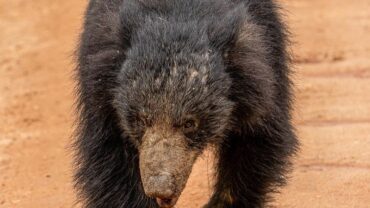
[112, 18, 238, 207]
[109, 4, 275, 205]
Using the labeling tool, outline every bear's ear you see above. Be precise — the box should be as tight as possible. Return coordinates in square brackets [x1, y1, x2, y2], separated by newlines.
[219, 11, 276, 122]
[118, 0, 150, 50]
[207, 6, 245, 51]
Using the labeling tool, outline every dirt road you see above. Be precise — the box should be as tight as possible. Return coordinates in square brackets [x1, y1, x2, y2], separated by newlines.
[0, 0, 369, 207]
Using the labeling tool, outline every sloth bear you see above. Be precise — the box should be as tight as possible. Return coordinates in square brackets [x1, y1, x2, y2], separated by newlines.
[74, 0, 298, 207]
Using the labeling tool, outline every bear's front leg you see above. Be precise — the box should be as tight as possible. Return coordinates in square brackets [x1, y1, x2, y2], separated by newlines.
[205, 120, 297, 208]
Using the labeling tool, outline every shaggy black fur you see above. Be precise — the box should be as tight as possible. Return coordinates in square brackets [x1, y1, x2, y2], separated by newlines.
[75, 0, 298, 207]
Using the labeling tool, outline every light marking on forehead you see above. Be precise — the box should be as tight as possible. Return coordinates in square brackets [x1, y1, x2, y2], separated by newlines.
[201, 74, 208, 84]
[171, 64, 178, 76]
[155, 77, 161, 88]
[189, 69, 199, 81]
[132, 80, 137, 87]
[200, 66, 208, 74]
[203, 51, 210, 61]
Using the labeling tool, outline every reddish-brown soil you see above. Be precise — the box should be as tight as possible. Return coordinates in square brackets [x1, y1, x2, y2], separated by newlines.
[0, 0, 369, 207]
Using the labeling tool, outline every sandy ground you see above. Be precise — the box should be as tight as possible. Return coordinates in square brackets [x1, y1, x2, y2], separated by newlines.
[0, 0, 370, 207]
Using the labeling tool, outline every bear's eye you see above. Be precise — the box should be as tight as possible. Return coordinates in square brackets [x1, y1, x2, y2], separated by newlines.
[138, 114, 150, 127]
[182, 119, 198, 134]
[137, 117, 146, 127]
[184, 120, 195, 129]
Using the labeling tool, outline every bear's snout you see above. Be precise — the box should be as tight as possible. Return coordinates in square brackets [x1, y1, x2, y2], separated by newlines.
[144, 173, 178, 208]
[139, 125, 200, 207]
[145, 173, 176, 198]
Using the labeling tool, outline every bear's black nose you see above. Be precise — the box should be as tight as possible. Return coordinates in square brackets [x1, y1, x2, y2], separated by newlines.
[145, 174, 178, 208]
[144, 174, 179, 207]
[145, 174, 175, 197]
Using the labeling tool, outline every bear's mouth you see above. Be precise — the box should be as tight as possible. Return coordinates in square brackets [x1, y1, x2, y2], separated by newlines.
[156, 197, 179, 208]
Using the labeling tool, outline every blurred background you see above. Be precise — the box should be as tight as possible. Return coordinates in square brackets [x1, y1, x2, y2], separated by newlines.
[0, 0, 369, 207]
